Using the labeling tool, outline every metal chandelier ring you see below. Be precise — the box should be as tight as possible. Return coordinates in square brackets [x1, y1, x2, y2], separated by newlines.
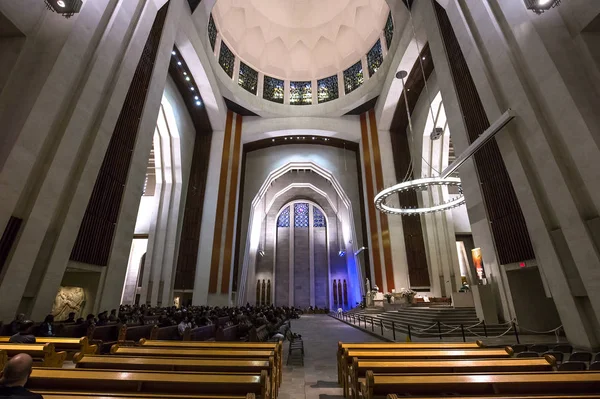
[374, 177, 465, 215]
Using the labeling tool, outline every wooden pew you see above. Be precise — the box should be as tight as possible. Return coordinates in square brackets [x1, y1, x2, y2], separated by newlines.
[387, 396, 600, 399]
[111, 345, 278, 388]
[57, 323, 89, 338]
[119, 325, 155, 346]
[136, 340, 283, 386]
[216, 325, 239, 341]
[188, 324, 217, 341]
[0, 343, 66, 367]
[27, 368, 270, 399]
[341, 347, 513, 397]
[151, 325, 181, 340]
[89, 324, 125, 353]
[349, 356, 557, 399]
[41, 393, 257, 399]
[362, 371, 600, 399]
[0, 336, 97, 359]
[337, 341, 485, 383]
[216, 316, 231, 327]
[73, 354, 278, 398]
[0, 349, 7, 370]
[249, 326, 268, 342]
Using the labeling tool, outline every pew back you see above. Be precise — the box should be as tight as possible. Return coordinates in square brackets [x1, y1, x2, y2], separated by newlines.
[41, 393, 257, 399]
[0, 343, 66, 367]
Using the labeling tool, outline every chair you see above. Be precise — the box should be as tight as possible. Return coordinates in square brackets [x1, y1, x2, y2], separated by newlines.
[569, 351, 592, 363]
[558, 361, 587, 371]
[511, 344, 528, 354]
[542, 350, 564, 363]
[285, 329, 304, 366]
[516, 351, 539, 358]
[590, 361, 600, 371]
[552, 344, 573, 354]
[529, 344, 549, 353]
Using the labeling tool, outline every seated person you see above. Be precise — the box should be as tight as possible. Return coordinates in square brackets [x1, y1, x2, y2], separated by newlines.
[8, 314, 24, 336]
[0, 353, 43, 398]
[9, 321, 36, 344]
[108, 309, 118, 322]
[62, 312, 76, 323]
[38, 314, 55, 337]
[177, 317, 191, 337]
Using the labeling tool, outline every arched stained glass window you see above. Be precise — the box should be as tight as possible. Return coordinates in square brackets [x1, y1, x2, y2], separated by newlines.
[384, 12, 394, 49]
[343, 61, 364, 95]
[208, 14, 217, 51]
[313, 207, 326, 228]
[367, 39, 383, 77]
[294, 203, 309, 228]
[277, 207, 290, 227]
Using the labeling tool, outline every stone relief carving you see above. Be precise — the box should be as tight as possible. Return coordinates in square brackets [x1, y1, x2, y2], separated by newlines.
[52, 286, 85, 321]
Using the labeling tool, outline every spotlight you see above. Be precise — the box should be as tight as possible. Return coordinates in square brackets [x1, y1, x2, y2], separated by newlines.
[195, 101, 201, 106]
[44, 0, 83, 18]
[524, 0, 561, 14]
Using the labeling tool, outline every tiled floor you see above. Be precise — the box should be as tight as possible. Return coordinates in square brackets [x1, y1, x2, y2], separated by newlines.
[280, 315, 384, 399]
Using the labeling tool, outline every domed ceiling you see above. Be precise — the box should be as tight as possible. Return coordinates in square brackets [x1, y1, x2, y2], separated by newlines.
[211, 0, 390, 81]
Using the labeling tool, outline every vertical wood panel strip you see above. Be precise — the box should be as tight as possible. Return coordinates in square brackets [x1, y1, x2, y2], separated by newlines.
[368, 109, 395, 291]
[208, 110, 234, 293]
[221, 114, 243, 294]
[360, 113, 383, 288]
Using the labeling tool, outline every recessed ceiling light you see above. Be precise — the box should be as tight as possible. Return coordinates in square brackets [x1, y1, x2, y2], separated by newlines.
[57, 0, 66, 7]
[194, 96, 199, 100]
[422, 56, 426, 60]
[177, 61, 182, 65]
[272, 139, 275, 142]
[190, 87, 195, 91]
[172, 51, 176, 55]
[186, 77, 190, 81]
[183, 72, 187, 75]
[195, 101, 201, 106]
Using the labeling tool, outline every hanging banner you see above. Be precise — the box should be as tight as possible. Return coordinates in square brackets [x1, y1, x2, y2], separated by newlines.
[471, 248, 486, 282]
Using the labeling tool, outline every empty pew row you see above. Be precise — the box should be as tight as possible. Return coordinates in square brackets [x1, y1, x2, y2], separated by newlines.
[28, 368, 271, 399]
[0, 343, 66, 367]
[348, 356, 557, 399]
[0, 336, 97, 359]
[73, 354, 279, 398]
[137, 340, 283, 385]
[41, 395, 256, 399]
[336, 340, 485, 383]
[340, 347, 513, 396]
[111, 345, 280, 388]
[362, 371, 600, 399]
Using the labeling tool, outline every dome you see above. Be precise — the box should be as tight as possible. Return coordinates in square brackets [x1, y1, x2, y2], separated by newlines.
[211, 0, 391, 81]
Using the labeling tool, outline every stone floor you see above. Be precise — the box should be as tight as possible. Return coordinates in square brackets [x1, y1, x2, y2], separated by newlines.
[280, 315, 384, 399]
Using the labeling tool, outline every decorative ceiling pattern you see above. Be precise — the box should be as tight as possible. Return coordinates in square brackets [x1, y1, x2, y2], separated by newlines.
[211, 0, 390, 81]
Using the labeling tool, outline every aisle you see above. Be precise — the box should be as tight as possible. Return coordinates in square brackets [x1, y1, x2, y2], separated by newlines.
[280, 315, 384, 399]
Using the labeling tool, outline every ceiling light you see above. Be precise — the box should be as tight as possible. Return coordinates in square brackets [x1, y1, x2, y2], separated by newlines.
[177, 61, 182, 65]
[272, 139, 275, 142]
[172, 51, 176, 55]
[44, 0, 83, 18]
[422, 56, 426, 60]
[524, 0, 561, 14]
[195, 101, 201, 106]
[183, 72, 187, 75]
[190, 87, 194, 91]
[194, 96, 199, 100]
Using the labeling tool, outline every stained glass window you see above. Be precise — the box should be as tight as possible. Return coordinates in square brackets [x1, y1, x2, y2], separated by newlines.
[294, 203, 309, 228]
[313, 207, 326, 228]
[384, 12, 394, 50]
[277, 207, 290, 228]
[238, 62, 258, 95]
[208, 14, 217, 51]
[343, 61, 364, 95]
[367, 39, 384, 77]
[218, 41, 235, 78]
[290, 81, 312, 105]
[263, 76, 284, 103]
[317, 75, 339, 104]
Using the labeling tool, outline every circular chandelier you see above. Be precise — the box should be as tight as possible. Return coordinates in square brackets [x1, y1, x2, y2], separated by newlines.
[374, 177, 465, 216]
[524, 0, 561, 15]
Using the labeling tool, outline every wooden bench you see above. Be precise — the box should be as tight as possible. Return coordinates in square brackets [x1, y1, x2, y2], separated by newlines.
[89, 324, 125, 353]
[120, 325, 155, 346]
[337, 341, 485, 383]
[349, 356, 557, 399]
[136, 340, 283, 386]
[341, 347, 513, 396]
[0, 336, 97, 360]
[73, 355, 278, 398]
[362, 371, 600, 399]
[216, 325, 239, 341]
[40, 393, 257, 399]
[0, 349, 7, 370]
[188, 325, 216, 341]
[57, 323, 89, 338]
[27, 368, 270, 399]
[248, 326, 269, 342]
[151, 325, 182, 340]
[0, 343, 66, 367]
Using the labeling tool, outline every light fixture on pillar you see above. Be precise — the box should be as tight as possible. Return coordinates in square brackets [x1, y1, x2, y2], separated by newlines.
[44, 0, 83, 18]
[336, 197, 345, 257]
[524, 0, 561, 14]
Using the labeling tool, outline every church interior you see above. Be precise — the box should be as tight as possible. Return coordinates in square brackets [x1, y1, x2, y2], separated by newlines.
[1, 0, 600, 397]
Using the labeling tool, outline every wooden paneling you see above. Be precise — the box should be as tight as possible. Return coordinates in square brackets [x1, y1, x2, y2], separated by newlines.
[368, 109, 395, 291]
[208, 111, 234, 293]
[0, 216, 23, 278]
[389, 45, 434, 288]
[361, 113, 384, 288]
[70, 4, 169, 266]
[434, 2, 535, 265]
